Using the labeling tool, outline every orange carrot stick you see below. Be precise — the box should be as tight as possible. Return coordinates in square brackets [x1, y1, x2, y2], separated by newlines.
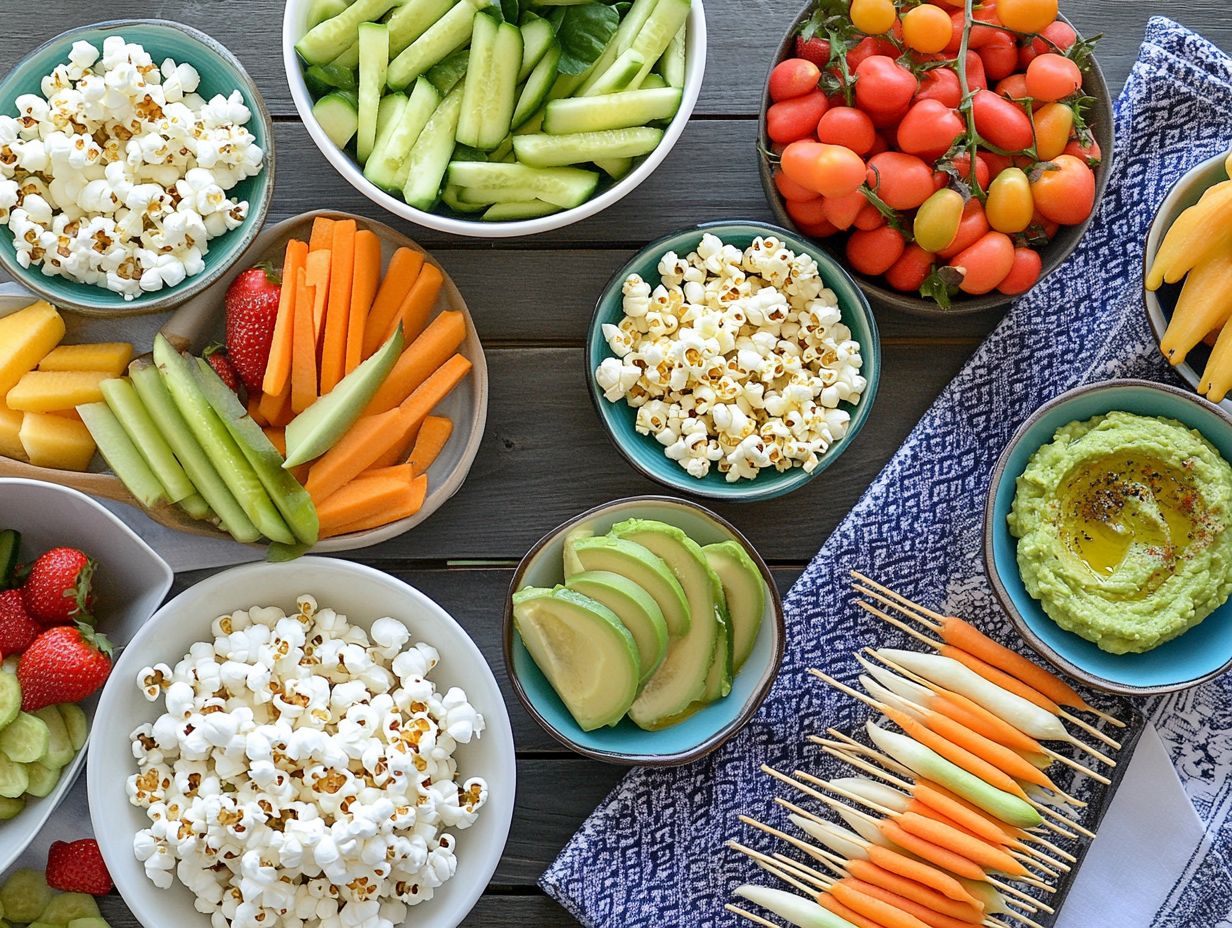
[364, 248, 423, 358]
[920, 707, 1056, 791]
[879, 821, 986, 882]
[291, 267, 318, 414]
[845, 861, 982, 922]
[829, 881, 932, 928]
[864, 845, 980, 908]
[317, 473, 415, 535]
[841, 879, 979, 928]
[262, 427, 286, 456]
[941, 645, 1061, 715]
[264, 238, 308, 396]
[305, 249, 332, 344]
[369, 421, 420, 468]
[883, 704, 1028, 799]
[895, 813, 1024, 876]
[389, 261, 442, 344]
[346, 229, 382, 375]
[817, 893, 890, 928]
[363, 463, 414, 482]
[258, 381, 294, 428]
[247, 393, 268, 427]
[409, 415, 452, 474]
[930, 690, 1044, 756]
[322, 474, 426, 537]
[319, 219, 356, 393]
[308, 216, 334, 252]
[364, 310, 466, 415]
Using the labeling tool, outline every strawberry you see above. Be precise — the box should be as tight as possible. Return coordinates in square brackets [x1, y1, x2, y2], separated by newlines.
[225, 263, 282, 393]
[0, 590, 39, 658]
[204, 344, 240, 394]
[795, 35, 832, 69]
[46, 838, 113, 895]
[17, 624, 112, 711]
[22, 547, 94, 627]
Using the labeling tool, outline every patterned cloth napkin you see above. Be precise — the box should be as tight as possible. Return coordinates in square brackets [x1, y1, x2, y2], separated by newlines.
[541, 17, 1232, 928]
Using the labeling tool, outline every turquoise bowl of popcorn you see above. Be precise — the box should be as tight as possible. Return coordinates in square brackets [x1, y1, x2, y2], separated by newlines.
[585, 220, 881, 502]
[0, 20, 274, 316]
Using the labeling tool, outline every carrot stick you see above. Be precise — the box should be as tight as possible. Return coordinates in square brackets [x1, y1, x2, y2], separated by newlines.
[317, 473, 415, 535]
[389, 261, 442, 345]
[322, 474, 426, 537]
[264, 238, 308, 396]
[258, 381, 294, 428]
[882, 704, 1028, 799]
[346, 229, 382, 375]
[930, 690, 1043, 756]
[920, 707, 1056, 791]
[817, 893, 890, 928]
[305, 249, 332, 344]
[863, 846, 979, 907]
[308, 216, 334, 252]
[841, 879, 979, 928]
[262, 427, 286, 456]
[364, 310, 467, 415]
[247, 393, 268, 427]
[369, 420, 420, 468]
[878, 821, 986, 882]
[409, 415, 452, 474]
[829, 881, 932, 928]
[895, 813, 1024, 876]
[363, 463, 414, 482]
[363, 248, 423, 358]
[846, 861, 982, 922]
[940, 645, 1060, 715]
[908, 784, 1013, 847]
[291, 267, 318, 414]
[320, 219, 356, 393]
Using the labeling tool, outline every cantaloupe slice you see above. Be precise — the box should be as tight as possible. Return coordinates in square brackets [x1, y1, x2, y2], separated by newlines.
[38, 342, 133, 377]
[0, 406, 26, 460]
[19, 413, 96, 470]
[6, 370, 110, 412]
[0, 300, 65, 395]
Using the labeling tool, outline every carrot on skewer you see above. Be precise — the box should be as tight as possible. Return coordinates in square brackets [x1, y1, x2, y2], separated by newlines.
[828, 881, 932, 928]
[845, 861, 982, 922]
[319, 219, 357, 393]
[839, 879, 979, 928]
[862, 846, 979, 908]
[390, 261, 442, 344]
[264, 238, 308, 396]
[817, 892, 888, 928]
[909, 782, 1018, 847]
[364, 248, 423, 358]
[364, 310, 467, 415]
[917, 705, 1060, 794]
[894, 813, 1025, 877]
[878, 820, 985, 882]
[346, 229, 382, 375]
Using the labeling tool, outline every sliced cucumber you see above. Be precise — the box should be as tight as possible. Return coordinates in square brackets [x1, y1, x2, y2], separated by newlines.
[640, 71, 668, 91]
[378, 80, 443, 190]
[313, 90, 360, 149]
[39, 892, 100, 925]
[296, 0, 400, 65]
[388, 0, 483, 89]
[32, 707, 73, 769]
[77, 402, 168, 509]
[401, 83, 466, 210]
[0, 673, 19, 731]
[304, 62, 357, 99]
[308, 0, 349, 30]
[426, 47, 469, 95]
[357, 22, 390, 163]
[446, 160, 599, 208]
[0, 530, 20, 591]
[612, 0, 662, 56]
[22, 761, 60, 799]
[543, 87, 681, 134]
[482, 199, 562, 220]
[583, 48, 644, 97]
[511, 41, 560, 130]
[487, 135, 513, 161]
[658, 21, 686, 88]
[624, 0, 691, 88]
[100, 377, 195, 503]
[56, 702, 88, 752]
[0, 795, 23, 820]
[0, 713, 50, 765]
[513, 126, 663, 167]
[594, 156, 633, 179]
[178, 492, 215, 523]
[456, 13, 523, 150]
[388, 0, 458, 57]
[363, 92, 409, 185]
[0, 755, 28, 800]
[441, 185, 487, 213]
[517, 14, 556, 82]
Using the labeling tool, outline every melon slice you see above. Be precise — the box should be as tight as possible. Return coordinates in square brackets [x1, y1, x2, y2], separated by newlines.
[39, 342, 133, 377]
[0, 301, 65, 395]
[19, 413, 96, 470]
[0, 406, 25, 460]
[6, 370, 110, 412]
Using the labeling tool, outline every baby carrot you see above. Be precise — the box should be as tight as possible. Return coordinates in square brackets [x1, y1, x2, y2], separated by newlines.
[895, 812, 1025, 876]
[841, 879, 980, 928]
[941, 645, 1060, 715]
[904, 797, 999, 846]
[830, 881, 932, 928]
[882, 705, 1028, 799]
[878, 820, 986, 882]
[909, 782, 1016, 846]
[930, 690, 1044, 756]
[818, 892, 890, 928]
[920, 707, 1056, 791]
[864, 845, 980, 907]
[845, 860, 983, 922]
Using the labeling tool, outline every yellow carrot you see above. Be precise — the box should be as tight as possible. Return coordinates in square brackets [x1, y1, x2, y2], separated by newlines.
[1159, 252, 1232, 367]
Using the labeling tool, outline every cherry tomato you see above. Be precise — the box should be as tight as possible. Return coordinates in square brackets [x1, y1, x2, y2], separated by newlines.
[781, 140, 868, 197]
[785, 195, 827, 227]
[914, 188, 965, 252]
[915, 67, 963, 107]
[995, 73, 1036, 107]
[998, 0, 1058, 34]
[774, 168, 819, 202]
[971, 89, 1034, 151]
[981, 151, 1013, 176]
[978, 31, 1018, 82]
[854, 56, 918, 114]
[868, 103, 910, 131]
[1032, 102, 1074, 160]
[817, 106, 876, 154]
[767, 90, 830, 143]
[847, 226, 906, 276]
[886, 244, 936, 292]
[949, 230, 1016, 294]
[1030, 209, 1060, 241]
[1063, 136, 1102, 167]
[938, 198, 990, 258]
[1026, 53, 1082, 102]
[847, 36, 899, 71]
[897, 99, 964, 160]
[854, 200, 887, 230]
[902, 5, 954, 53]
[997, 247, 1043, 294]
[821, 189, 867, 230]
[867, 132, 891, 157]
[965, 51, 988, 91]
[867, 151, 936, 210]
[851, 0, 897, 35]
[951, 152, 991, 190]
[799, 217, 840, 238]
[1030, 153, 1095, 224]
[769, 58, 822, 102]
[1020, 21, 1077, 68]
[795, 36, 833, 69]
[985, 167, 1034, 233]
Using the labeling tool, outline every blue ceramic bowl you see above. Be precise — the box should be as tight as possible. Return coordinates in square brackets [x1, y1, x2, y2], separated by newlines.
[585, 221, 880, 502]
[504, 496, 785, 765]
[984, 379, 1232, 695]
[0, 20, 274, 316]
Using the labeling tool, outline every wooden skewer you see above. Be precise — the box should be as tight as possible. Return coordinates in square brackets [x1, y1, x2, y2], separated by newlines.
[1042, 746, 1112, 785]
[728, 840, 820, 896]
[771, 851, 837, 887]
[775, 796, 830, 828]
[1017, 830, 1077, 863]
[725, 902, 781, 928]
[740, 814, 845, 868]
[1008, 849, 1065, 878]
[990, 909, 1050, 928]
[1058, 708, 1123, 750]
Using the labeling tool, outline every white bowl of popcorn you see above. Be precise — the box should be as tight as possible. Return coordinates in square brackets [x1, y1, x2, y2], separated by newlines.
[87, 557, 515, 928]
[0, 21, 274, 315]
[586, 221, 881, 501]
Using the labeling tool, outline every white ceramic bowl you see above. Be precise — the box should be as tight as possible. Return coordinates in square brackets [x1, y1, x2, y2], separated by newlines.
[88, 558, 515, 928]
[0, 477, 173, 874]
[282, 1, 707, 238]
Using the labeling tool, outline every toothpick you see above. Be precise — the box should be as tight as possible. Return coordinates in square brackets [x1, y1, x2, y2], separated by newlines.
[725, 903, 781, 928]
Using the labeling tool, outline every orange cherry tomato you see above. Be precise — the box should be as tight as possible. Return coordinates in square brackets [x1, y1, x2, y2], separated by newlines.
[998, 0, 1059, 34]
[949, 230, 1016, 294]
[1031, 209, 1060, 241]
[780, 140, 868, 197]
[902, 5, 954, 53]
[1032, 102, 1074, 160]
[851, 0, 898, 35]
[997, 247, 1043, 294]
[914, 188, 965, 253]
[985, 167, 1034, 233]
[1030, 154, 1096, 225]
[886, 244, 937, 292]
[774, 168, 819, 202]
[1026, 53, 1082, 102]
[867, 151, 936, 209]
[938, 198, 990, 258]
[847, 226, 906, 276]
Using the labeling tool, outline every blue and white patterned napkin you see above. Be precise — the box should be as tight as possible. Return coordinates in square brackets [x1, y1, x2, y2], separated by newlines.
[541, 17, 1232, 928]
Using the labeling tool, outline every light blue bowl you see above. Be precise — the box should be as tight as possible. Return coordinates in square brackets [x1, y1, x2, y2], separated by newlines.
[0, 20, 274, 316]
[585, 221, 880, 502]
[984, 379, 1232, 694]
[504, 496, 785, 765]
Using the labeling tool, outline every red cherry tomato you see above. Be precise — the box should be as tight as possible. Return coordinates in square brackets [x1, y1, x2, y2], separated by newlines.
[867, 132, 891, 157]
[964, 51, 988, 91]
[896, 100, 964, 160]
[981, 151, 1013, 176]
[785, 195, 827, 227]
[1026, 53, 1082, 102]
[847, 226, 906, 276]
[781, 140, 868, 197]
[767, 90, 830, 143]
[1030, 209, 1061, 241]
[795, 36, 833, 69]
[978, 31, 1018, 82]
[769, 58, 822, 102]
[995, 73, 1037, 108]
[854, 199, 888, 230]
[886, 244, 936, 292]
[971, 89, 1034, 151]
[854, 56, 919, 114]
[1030, 153, 1096, 225]
[816, 106, 876, 155]
[997, 247, 1043, 294]
[821, 189, 867, 230]
[868, 103, 910, 131]
[949, 230, 1016, 294]
[798, 217, 840, 238]
[867, 151, 936, 210]
[951, 152, 991, 190]
[774, 168, 819, 202]
[915, 67, 963, 108]
[938, 199, 990, 258]
[846, 36, 899, 71]
[1020, 21, 1077, 69]
[1063, 137, 1102, 167]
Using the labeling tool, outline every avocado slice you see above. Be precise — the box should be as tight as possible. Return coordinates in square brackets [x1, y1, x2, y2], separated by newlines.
[512, 586, 640, 731]
[562, 525, 594, 578]
[610, 519, 728, 727]
[701, 603, 733, 703]
[704, 541, 766, 673]
[565, 570, 668, 682]
[565, 535, 690, 637]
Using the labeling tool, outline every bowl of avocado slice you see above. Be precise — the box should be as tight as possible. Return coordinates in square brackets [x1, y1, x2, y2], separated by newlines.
[504, 495, 785, 765]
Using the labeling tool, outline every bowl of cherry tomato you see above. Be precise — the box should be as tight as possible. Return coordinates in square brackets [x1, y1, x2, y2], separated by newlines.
[757, 0, 1114, 316]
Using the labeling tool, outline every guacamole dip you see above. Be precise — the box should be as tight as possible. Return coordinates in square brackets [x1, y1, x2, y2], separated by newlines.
[1008, 411, 1232, 654]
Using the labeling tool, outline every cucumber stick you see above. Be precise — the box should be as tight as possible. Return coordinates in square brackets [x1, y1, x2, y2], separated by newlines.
[442, 184, 486, 213]
[513, 127, 663, 167]
[658, 22, 686, 88]
[512, 41, 560, 130]
[296, 0, 399, 64]
[308, 0, 349, 30]
[543, 87, 681, 134]
[574, 0, 655, 95]
[446, 161, 599, 208]
[582, 49, 644, 97]
[77, 402, 167, 509]
[402, 84, 466, 210]
[517, 15, 556, 82]
[594, 157, 633, 178]
[357, 23, 390, 163]
[624, 0, 690, 88]
[457, 14, 522, 150]
[482, 199, 561, 220]
[365, 93, 408, 174]
[388, 0, 484, 89]
[367, 80, 442, 190]
[313, 91, 360, 148]
[100, 377, 195, 502]
[427, 47, 469, 94]
[388, 0, 458, 57]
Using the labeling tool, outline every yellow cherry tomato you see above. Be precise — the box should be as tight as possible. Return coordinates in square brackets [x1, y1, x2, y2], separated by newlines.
[1033, 103, 1075, 161]
[914, 188, 966, 253]
[902, 5, 954, 54]
[986, 168, 1035, 234]
[850, 0, 898, 35]
[997, 0, 1059, 34]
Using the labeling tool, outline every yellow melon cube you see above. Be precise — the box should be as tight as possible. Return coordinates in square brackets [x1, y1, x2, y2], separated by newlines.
[0, 405, 26, 461]
[0, 300, 65, 396]
[39, 342, 134, 377]
[5, 370, 110, 413]
[19, 412, 96, 471]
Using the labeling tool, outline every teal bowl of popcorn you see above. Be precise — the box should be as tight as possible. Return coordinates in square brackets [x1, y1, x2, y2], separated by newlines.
[0, 20, 274, 316]
[585, 220, 881, 502]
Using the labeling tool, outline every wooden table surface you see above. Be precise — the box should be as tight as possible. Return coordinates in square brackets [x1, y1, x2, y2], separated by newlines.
[3, 1, 1230, 926]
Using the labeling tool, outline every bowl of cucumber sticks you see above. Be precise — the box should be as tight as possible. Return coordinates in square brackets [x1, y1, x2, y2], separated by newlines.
[283, 0, 706, 237]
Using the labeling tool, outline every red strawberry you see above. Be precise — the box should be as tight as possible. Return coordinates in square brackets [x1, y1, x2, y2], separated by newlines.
[225, 263, 282, 393]
[22, 547, 94, 627]
[795, 35, 832, 69]
[0, 590, 39, 658]
[17, 624, 112, 711]
[46, 838, 113, 895]
[204, 345, 241, 394]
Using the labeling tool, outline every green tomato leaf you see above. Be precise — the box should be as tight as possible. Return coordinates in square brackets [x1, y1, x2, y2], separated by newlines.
[555, 2, 620, 75]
